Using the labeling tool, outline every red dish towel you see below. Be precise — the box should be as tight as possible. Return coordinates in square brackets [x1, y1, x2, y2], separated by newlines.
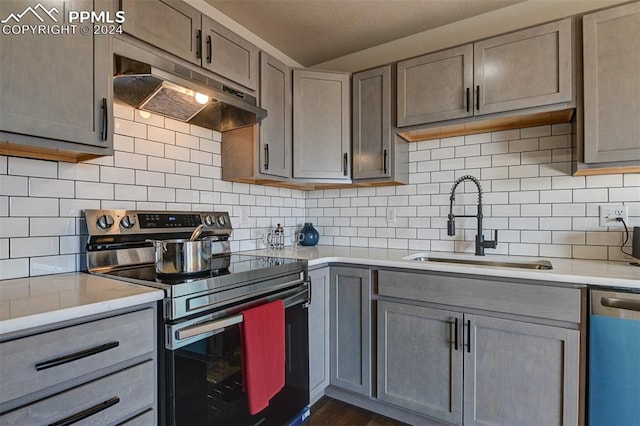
[240, 299, 285, 415]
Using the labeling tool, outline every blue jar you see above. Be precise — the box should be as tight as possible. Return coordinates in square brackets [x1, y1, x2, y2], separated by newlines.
[300, 222, 319, 246]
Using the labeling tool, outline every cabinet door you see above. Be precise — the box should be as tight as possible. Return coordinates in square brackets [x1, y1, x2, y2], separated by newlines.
[463, 315, 580, 426]
[259, 52, 291, 178]
[201, 15, 259, 90]
[397, 45, 473, 127]
[330, 267, 371, 396]
[583, 2, 640, 163]
[120, 0, 201, 65]
[474, 18, 573, 116]
[0, 0, 111, 149]
[293, 69, 351, 180]
[352, 65, 392, 180]
[378, 301, 463, 424]
[308, 267, 330, 405]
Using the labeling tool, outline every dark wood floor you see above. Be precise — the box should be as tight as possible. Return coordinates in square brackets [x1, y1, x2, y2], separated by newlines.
[309, 397, 409, 426]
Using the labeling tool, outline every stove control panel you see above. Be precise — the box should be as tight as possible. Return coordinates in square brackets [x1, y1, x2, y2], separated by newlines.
[83, 210, 232, 237]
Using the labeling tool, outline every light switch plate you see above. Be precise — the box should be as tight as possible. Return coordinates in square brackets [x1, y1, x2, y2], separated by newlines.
[386, 207, 397, 223]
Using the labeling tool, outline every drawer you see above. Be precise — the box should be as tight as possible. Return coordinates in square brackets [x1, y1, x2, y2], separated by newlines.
[0, 361, 154, 425]
[0, 308, 154, 406]
[378, 270, 582, 323]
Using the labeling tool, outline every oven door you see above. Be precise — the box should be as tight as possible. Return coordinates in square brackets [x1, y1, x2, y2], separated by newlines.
[164, 284, 310, 426]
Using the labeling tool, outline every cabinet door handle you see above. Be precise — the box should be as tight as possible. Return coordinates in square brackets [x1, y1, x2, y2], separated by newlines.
[476, 85, 480, 111]
[466, 319, 472, 353]
[48, 396, 120, 426]
[383, 149, 388, 174]
[35, 341, 119, 371]
[195, 29, 202, 59]
[264, 144, 269, 170]
[100, 98, 108, 141]
[206, 35, 212, 64]
[343, 153, 348, 176]
[454, 317, 459, 351]
[601, 297, 640, 312]
[466, 87, 470, 112]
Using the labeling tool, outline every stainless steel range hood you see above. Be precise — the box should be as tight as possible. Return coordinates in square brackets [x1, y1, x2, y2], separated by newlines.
[113, 38, 266, 132]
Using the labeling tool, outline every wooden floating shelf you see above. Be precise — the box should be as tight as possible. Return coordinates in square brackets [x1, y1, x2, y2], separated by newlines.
[397, 109, 575, 143]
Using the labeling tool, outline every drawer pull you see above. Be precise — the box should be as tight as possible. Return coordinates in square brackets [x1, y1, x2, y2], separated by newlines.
[36, 341, 119, 371]
[48, 396, 120, 426]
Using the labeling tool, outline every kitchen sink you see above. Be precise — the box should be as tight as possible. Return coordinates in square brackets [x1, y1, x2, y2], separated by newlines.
[403, 254, 553, 270]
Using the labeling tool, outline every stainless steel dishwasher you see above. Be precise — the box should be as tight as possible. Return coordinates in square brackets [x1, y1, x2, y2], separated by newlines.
[589, 289, 640, 425]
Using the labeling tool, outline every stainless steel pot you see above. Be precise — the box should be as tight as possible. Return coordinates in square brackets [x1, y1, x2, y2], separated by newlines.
[147, 238, 212, 275]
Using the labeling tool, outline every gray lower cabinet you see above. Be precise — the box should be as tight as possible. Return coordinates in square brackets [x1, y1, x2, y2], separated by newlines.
[293, 69, 351, 181]
[377, 269, 583, 425]
[582, 2, 640, 164]
[0, 305, 157, 423]
[464, 314, 579, 426]
[309, 267, 330, 404]
[397, 18, 573, 127]
[330, 267, 372, 396]
[0, 0, 112, 157]
[377, 301, 463, 424]
[352, 65, 408, 184]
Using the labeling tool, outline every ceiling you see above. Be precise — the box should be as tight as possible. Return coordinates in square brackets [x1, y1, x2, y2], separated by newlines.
[204, 0, 525, 67]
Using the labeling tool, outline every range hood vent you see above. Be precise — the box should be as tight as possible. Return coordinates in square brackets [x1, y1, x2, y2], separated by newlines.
[113, 39, 266, 132]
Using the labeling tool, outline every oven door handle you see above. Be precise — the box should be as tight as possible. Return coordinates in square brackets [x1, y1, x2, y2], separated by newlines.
[176, 285, 308, 341]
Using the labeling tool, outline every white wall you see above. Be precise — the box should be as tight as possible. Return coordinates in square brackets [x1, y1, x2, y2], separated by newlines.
[0, 102, 306, 280]
[307, 124, 639, 261]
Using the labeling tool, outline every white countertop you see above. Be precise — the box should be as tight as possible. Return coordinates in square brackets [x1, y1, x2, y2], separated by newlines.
[0, 273, 164, 336]
[243, 246, 640, 290]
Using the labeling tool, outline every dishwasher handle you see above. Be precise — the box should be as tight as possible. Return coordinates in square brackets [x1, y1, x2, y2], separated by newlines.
[601, 296, 640, 313]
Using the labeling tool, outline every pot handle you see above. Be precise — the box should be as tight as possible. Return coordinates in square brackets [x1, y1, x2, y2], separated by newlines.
[145, 239, 168, 252]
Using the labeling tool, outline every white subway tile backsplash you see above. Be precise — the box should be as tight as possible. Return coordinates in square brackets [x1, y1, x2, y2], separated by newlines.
[114, 117, 146, 138]
[165, 174, 191, 189]
[0, 196, 7, 216]
[540, 244, 571, 258]
[115, 151, 147, 170]
[8, 157, 57, 178]
[0, 156, 7, 174]
[114, 184, 147, 201]
[0, 258, 29, 280]
[113, 134, 135, 152]
[540, 134, 570, 150]
[148, 157, 176, 174]
[76, 182, 114, 200]
[148, 187, 175, 202]
[100, 166, 135, 185]
[1, 175, 28, 196]
[431, 147, 455, 160]
[147, 126, 176, 145]
[509, 165, 538, 178]
[165, 145, 190, 161]
[610, 187, 640, 202]
[0, 238, 8, 259]
[135, 138, 165, 157]
[58, 162, 100, 182]
[492, 153, 520, 167]
[10, 197, 58, 217]
[30, 254, 76, 276]
[0, 218, 29, 238]
[553, 231, 585, 245]
[521, 125, 551, 138]
[134, 110, 164, 127]
[11, 236, 59, 257]
[492, 129, 520, 141]
[553, 203, 585, 217]
[176, 132, 200, 149]
[573, 245, 607, 260]
[30, 218, 75, 236]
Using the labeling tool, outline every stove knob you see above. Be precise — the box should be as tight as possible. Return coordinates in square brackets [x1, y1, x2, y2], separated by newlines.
[204, 215, 215, 226]
[120, 215, 136, 229]
[217, 215, 227, 226]
[96, 215, 114, 230]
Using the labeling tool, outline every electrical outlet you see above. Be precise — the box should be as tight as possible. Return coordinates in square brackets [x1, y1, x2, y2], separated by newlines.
[239, 206, 250, 226]
[599, 204, 628, 227]
[386, 207, 397, 223]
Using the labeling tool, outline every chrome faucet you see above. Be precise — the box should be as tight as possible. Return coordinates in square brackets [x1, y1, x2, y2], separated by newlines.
[447, 175, 498, 256]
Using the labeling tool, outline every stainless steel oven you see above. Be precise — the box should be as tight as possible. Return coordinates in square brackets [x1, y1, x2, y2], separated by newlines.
[82, 210, 311, 426]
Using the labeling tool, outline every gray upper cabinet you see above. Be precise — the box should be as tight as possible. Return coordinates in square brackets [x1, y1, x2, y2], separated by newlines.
[397, 18, 573, 127]
[259, 52, 292, 178]
[120, 0, 201, 65]
[120, 0, 258, 91]
[201, 15, 259, 91]
[308, 267, 331, 405]
[378, 301, 463, 424]
[397, 45, 473, 127]
[474, 18, 573, 116]
[352, 65, 407, 184]
[293, 69, 351, 180]
[582, 2, 640, 164]
[0, 0, 112, 156]
[464, 314, 580, 426]
[330, 267, 372, 396]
